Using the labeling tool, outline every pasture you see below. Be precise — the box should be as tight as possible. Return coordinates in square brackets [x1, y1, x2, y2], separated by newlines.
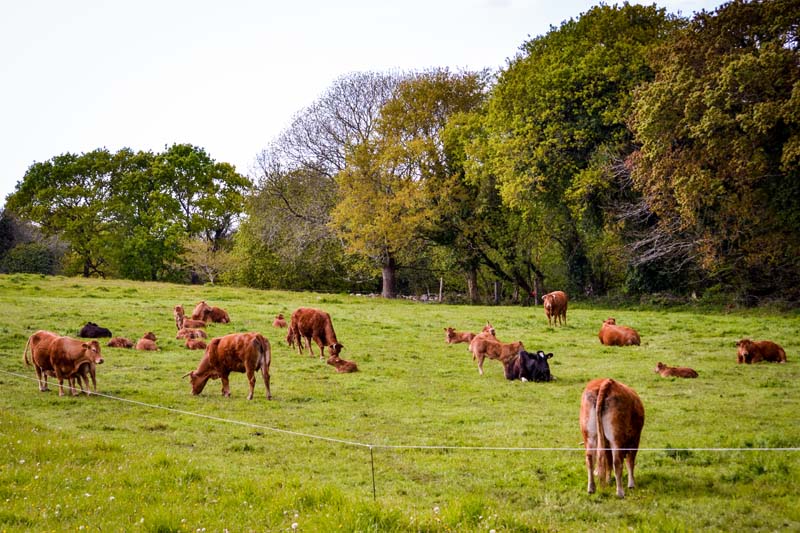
[0, 274, 798, 532]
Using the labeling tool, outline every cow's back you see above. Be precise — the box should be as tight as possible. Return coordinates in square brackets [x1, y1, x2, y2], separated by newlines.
[292, 307, 336, 344]
[26, 330, 60, 368]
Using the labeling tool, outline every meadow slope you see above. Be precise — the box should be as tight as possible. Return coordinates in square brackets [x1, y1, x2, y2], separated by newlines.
[0, 275, 798, 532]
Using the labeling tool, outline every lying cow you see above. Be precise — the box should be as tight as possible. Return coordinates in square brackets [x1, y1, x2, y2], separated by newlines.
[175, 305, 206, 330]
[598, 318, 641, 346]
[654, 362, 698, 378]
[273, 314, 287, 328]
[49, 336, 105, 396]
[135, 332, 158, 351]
[289, 307, 343, 360]
[79, 322, 112, 338]
[580, 378, 645, 498]
[542, 291, 568, 326]
[176, 328, 207, 340]
[192, 301, 231, 324]
[185, 338, 207, 350]
[184, 332, 271, 400]
[326, 354, 359, 373]
[504, 350, 553, 382]
[469, 335, 524, 375]
[107, 337, 134, 348]
[736, 339, 787, 364]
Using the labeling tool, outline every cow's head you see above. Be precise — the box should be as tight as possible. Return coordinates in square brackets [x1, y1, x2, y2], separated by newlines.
[143, 331, 157, 341]
[83, 340, 104, 365]
[482, 322, 496, 337]
[174, 305, 184, 316]
[736, 339, 754, 363]
[184, 370, 212, 395]
[521, 350, 553, 382]
[329, 343, 344, 356]
[603, 317, 617, 326]
[654, 362, 666, 373]
[444, 327, 457, 343]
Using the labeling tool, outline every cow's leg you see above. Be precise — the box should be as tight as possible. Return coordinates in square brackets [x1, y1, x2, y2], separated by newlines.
[261, 365, 271, 400]
[220, 373, 231, 397]
[625, 450, 637, 490]
[612, 449, 625, 498]
[34, 365, 48, 391]
[245, 368, 256, 400]
[477, 354, 485, 375]
[585, 442, 596, 494]
[305, 337, 315, 358]
[316, 340, 325, 360]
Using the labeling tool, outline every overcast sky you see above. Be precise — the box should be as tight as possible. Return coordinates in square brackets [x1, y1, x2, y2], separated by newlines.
[0, 0, 723, 206]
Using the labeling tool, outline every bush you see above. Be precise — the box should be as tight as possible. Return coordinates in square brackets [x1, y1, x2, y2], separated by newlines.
[0, 242, 60, 275]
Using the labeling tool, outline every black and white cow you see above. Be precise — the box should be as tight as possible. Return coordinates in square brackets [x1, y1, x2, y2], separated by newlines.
[504, 350, 553, 382]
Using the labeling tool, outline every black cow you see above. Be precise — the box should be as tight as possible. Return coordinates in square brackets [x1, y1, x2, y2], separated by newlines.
[504, 350, 553, 382]
[78, 322, 112, 338]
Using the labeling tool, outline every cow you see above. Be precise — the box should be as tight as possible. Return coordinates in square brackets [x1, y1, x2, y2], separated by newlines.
[736, 339, 787, 364]
[504, 350, 553, 382]
[23, 330, 61, 392]
[176, 328, 207, 340]
[192, 301, 230, 323]
[79, 322, 112, 338]
[185, 338, 207, 350]
[191, 301, 212, 321]
[184, 332, 271, 400]
[326, 354, 359, 373]
[48, 336, 105, 396]
[598, 318, 641, 346]
[273, 314, 287, 328]
[107, 337, 134, 348]
[654, 362, 698, 378]
[580, 378, 645, 498]
[174, 305, 206, 330]
[289, 307, 342, 360]
[469, 335, 524, 375]
[542, 291, 568, 326]
[135, 332, 158, 351]
[445, 322, 495, 345]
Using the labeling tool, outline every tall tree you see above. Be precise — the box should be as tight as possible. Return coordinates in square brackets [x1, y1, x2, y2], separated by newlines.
[629, 0, 800, 299]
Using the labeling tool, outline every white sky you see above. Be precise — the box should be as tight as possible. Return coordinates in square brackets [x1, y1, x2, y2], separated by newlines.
[0, 0, 723, 207]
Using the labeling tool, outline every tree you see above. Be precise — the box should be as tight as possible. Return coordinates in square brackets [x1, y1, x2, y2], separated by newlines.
[629, 0, 800, 300]
[181, 237, 235, 285]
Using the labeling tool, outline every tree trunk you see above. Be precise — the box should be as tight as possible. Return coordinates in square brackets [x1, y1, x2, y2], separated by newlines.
[381, 255, 397, 298]
[466, 268, 479, 303]
[438, 277, 444, 302]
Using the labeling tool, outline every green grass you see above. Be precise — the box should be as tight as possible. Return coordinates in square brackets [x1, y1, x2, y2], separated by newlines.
[0, 274, 798, 531]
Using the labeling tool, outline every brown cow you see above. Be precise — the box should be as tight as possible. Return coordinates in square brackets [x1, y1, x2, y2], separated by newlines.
[176, 328, 207, 340]
[736, 339, 787, 364]
[580, 378, 645, 498]
[185, 338, 207, 350]
[48, 336, 105, 396]
[107, 337, 133, 348]
[135, 332, 158, 351]
[289, 307, 342, 360]
[542, 291, 568, 326]
[184, 332, 271, 400]
[445, 322, 495, 345]
[469, 335, 524, 375]
[23, 330, 61, 392]
[273, 314, 288, 328]
[598, 318, 641, 346]
[654, 362, 698, 378]
[191, 301, 212, 321]
[192, 301, 230, 323]
[175, 305, 206, 329]
[326, 354, 359, 373]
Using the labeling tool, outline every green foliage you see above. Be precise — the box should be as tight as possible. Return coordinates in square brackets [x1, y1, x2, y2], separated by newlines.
[0, 242, 60, 274]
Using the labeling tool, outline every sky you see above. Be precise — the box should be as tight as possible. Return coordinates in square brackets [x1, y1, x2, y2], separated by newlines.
[0, 0, 724, 207]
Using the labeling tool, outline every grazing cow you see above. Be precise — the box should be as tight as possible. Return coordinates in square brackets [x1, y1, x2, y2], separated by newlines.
[736, 339, 787, 364]
[185, 338, 207, 350]
[469, 335, 524, 375]
[176, 328, 207, 340]
[273, 314, 287, 328]
[107, 337, 134, 348]
[654, 362, 698, 378]
[326, 354, 359, 373]
[184, 332, 271, 400]
[175, 305, 206, 329]
[598, 318, 641, 346]
[23, 330, 61, 392]
[504, 350, 553, 382]
[580, 378, 645, 498]
[135, 332, 158, 351]
[289, 307, 343, 360]
[445, 322, 495, 345]
[542, 291, 568, 326]
[48, 336, 105, 396]
[79, 322, 112, 338]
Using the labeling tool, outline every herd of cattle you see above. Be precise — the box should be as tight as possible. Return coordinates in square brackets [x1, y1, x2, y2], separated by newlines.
[22, 290, 789, 498]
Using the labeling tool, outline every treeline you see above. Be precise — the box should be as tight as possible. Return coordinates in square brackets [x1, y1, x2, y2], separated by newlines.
[3, 1, 798, 304]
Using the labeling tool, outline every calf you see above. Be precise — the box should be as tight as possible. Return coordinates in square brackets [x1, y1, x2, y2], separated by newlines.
[504, 350, 553, 382]
[176, 328, 207, 340]
[23, 330, 61, 392]
[184, 332, 271, 400]
[598, 318, 641, 346]
[107, 337, 133, 348]
[185, 338, 207, 350]
[445, 322, 495, 345]
[469, 335, 524, 375]
[175, 305, 206, 329]
[326, 354, 359, 373]
[273, 314, 287, 328]
[289, 307, 343, 360]
[580, 378, 645, 498]
[135, 332, 158, 351]
[654, 362, 698, 378]
[49, 336, 105, 396]
[79, 322, 112, 338]
[542, 291, 568, 326]
[736, 339, 787, 364]
[192, 300, 230, 323]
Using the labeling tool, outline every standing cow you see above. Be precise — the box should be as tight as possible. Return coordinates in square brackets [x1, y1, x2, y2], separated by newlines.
[542, 291, 568, 326]
[469, 335, 524, 376]
[23, 330, 61, 392]
[289, 307, 343, 360]
[184, 332, 271, 400]
[48, 336, 105, 396]
[580, 378, 645, 498]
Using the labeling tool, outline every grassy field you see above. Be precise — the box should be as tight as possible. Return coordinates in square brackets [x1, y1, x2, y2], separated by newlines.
[0, 274, 798, 532]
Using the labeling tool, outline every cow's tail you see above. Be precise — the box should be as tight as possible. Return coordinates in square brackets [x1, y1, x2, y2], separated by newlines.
[253, 333, 271, 370]
[595, 378, 615, 484]
[23, 335, 32, 366]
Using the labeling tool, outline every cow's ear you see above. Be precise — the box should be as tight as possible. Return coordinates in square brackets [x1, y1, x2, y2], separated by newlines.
[82, 342, 89, 349]
[545, 353, 553, 359]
